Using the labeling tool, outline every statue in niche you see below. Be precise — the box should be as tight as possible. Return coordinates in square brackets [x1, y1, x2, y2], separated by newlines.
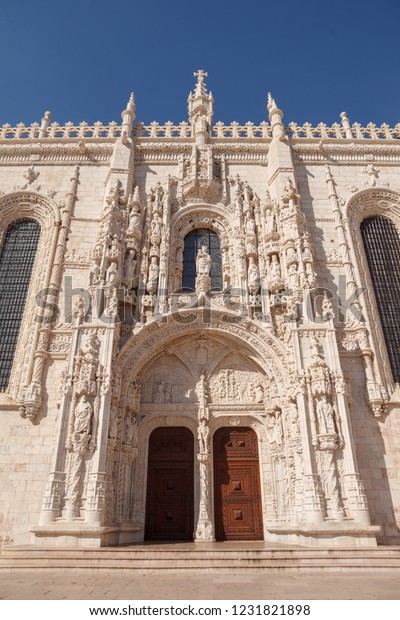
[125, 413, 138, 446]
[73, 395, 92, 435]
[197, 417, 209, 453]
[147, 257, 159, 293]
[89, 260, 100, 285]
[124, 250, 136, 280]
[265, 209, 277, 234]
[151, 213, 163, 238]
[288, 263, 300, 289]
[247, 257, 260, 293]
[268, 408, 284, 445]
[245, 216, 256, 236]
[288, 399, 300, 437]
[196, 245, 211, 275]
[316, 394, 336, 435]
[106, 261, 119, 286]
[305, 262, 315, 286]
[128, 206, 141, 231]
[270, 254, 281, 279]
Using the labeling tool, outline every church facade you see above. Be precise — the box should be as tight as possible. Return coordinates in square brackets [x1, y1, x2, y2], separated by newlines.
[1, 71, 400, 548]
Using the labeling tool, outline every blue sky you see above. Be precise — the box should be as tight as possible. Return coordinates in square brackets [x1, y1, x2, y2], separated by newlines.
[1, 0, 399, 128]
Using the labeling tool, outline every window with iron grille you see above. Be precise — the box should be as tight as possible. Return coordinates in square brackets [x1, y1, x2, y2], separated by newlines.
[360, 215, 400, 383]
[0, 219, 41, 390]
[182, 228, 222, 291]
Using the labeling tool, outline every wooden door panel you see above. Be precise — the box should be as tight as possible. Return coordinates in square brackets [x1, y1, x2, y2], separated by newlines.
[145, 427, 194, 541]
[214, 427, 263, 541]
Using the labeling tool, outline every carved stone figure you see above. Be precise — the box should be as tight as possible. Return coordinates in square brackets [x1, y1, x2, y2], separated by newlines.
[106, 261, 119, 285]
[288, 263, 300, 289]
[265, 209, 277, 233]
[268, 408, 284, 445]
[270, 254, 281, 279]
[197, 417, 209, 453]
[125, 413, 138, 446]
[128, 206, 141, 231]
[196, 245, 211, 275]
[247, 257, 260, 293]
[151, 213, 163, 239]
[154, 380, 171, 404]
[147, 257, 159, 293]
[73, 395, 92, 435]
[89, 260, 100, 285]
[253, 382, 264, 403]
[124, 250, 136, 280]
[316, 394, 336, 435]
[288, 399, 300, 437]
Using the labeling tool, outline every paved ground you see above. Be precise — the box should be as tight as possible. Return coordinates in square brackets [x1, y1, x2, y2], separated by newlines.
[1, 569, 400, 600]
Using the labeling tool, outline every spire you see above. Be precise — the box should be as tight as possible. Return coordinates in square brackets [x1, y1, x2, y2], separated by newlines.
[121, 92, 136, 143]
[267, 92, 277, 114]
[188, 69, 214, 144]
[267, 91, 285, 140]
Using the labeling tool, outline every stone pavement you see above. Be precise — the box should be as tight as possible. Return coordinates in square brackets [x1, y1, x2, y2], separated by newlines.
[0, 569, 400, 600]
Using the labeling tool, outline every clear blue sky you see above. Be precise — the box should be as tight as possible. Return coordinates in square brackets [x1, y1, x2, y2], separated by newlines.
[1, 0, 399, 128]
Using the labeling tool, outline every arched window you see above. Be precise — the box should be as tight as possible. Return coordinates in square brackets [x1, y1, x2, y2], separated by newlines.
[360, 215, 400, 383]
[0, 219, 41, 390]
[182, 228, 222, 291]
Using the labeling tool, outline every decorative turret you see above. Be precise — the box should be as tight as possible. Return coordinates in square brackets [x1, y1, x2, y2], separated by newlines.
[188, 70, 214, 144]
[121, 92, 136, 143]
[267, 92, 285, 140]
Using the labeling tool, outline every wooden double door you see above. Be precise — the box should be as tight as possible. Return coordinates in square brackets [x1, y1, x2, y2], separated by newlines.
[145, 426, 263, 542]
[213, 427, 263, 541]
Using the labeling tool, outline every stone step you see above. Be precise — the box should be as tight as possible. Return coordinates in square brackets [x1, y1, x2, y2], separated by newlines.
[2, 545, 400, 571]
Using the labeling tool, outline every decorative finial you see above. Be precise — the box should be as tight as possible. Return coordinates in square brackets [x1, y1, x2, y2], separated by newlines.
[267, 92, 277, 113]
[127, 92, 135, 113]
[121, 91, 136, 142]
[194, 69, 208, 96]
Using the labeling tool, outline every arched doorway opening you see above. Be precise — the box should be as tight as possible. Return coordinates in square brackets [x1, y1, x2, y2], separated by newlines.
[145, 426, 194, 541]
[213, 427, 263, 541]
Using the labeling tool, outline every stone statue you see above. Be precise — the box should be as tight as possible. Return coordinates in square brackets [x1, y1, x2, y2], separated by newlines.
[151, 213, 162, 238]
[247, 257, 260, 293]
[196, 245, 211, 276]
[265, 209, 277, 233]
[288, 400, 300, 436]
[106, 261, 118, 286]
[245, 216, 255, 236]
[147, 257, 159, 293]
[89, 260, 100, 285]
[128, 206, 141, 231]
[288, 263, 300, 289]
[124, 250, 136, 280]
[270, 254, 281, 279]
[197, 417, 209, 453]
[316, 394, 336, 435]
[253, 382, 264, 403]
[73, 395, 92, 435]
[125, 413, 138, 446]
[154, 380, 171, 404]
